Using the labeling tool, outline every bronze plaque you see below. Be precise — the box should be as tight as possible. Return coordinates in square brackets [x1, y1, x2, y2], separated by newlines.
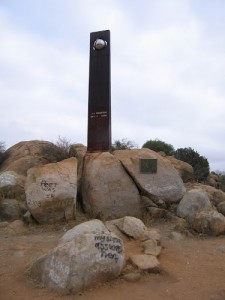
[140, 158, 157, 174]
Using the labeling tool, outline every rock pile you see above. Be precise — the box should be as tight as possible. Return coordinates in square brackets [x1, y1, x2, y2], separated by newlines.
[1, 140, 225, 237]
[29, 217, 162, 294]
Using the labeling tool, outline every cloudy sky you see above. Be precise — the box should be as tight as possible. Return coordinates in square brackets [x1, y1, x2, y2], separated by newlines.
[1, 0, 225, 171]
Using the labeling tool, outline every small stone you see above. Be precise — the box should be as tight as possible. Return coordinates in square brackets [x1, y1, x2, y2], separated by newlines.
[141, 228, 161, 244]
[141, 239, 162, 256]
[122, 272, 141, 282]
[117, 216, 146, 240]
[130, 254, 160, 272]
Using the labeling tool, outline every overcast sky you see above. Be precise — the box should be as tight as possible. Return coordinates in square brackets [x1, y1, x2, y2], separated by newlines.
[1, 0, 225, 171]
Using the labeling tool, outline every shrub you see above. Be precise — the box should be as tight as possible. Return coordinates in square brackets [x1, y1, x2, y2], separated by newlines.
[55, 136, 72, 160]
[174, 147, 209, 182]
[111, 138, 138, 151]
[142, 139, 175, 155]
[0, 141, 7, 165]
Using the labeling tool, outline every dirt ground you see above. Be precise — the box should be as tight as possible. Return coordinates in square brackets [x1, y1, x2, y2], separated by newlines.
[1, 217, 225, 300]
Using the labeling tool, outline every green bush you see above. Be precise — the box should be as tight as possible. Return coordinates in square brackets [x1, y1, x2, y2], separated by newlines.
[142, 139, 175, 155]
[174, 147, 209, 182]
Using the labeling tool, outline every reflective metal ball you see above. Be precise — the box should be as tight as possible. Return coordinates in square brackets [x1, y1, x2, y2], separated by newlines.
[93, 39, 107, 50]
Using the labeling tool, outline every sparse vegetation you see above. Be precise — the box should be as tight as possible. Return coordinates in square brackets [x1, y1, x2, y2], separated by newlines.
[142, 139, 175, 155]
[111, 138, 138, 151]
[55, 136, 72, 159]
[0, 141, 7, 165]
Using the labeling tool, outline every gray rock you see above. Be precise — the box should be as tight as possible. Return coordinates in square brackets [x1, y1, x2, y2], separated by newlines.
[141, 228, 161, 244]
[141, 239, 162, 256]
[177, 189, 212, 219]
[59, 219, 109, 244]
[217, 201, 225, 216]
[116, 216, 146, 240]
[188, 209, 225, 235]
[113, 149, 186, 205]
[82, 152, 142, 220]
[30, 232, 124, 294]
[0, 198, 27, 221]
[25, 158, 77, 224]
[130, 254, 160, 272]
[105, 219, 129, 242]
[0, 171, 26, 201]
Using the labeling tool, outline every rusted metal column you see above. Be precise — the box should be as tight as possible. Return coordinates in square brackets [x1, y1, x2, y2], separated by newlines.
[87, 30, 111, 152]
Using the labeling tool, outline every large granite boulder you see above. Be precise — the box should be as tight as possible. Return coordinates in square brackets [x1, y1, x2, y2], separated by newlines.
[0, 140, 66, 176]
[165, 156, 194, 183]
[0, 171, 26, 201]
[30, 221, 124, 294]
[25, 158, 77, 224]
[113, 149, 185, 205]
[177, 189, 212, 219]
[82, 152, 142, 220]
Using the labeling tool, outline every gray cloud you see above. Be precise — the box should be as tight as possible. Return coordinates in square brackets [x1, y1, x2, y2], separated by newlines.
[0, 0, 225, 171]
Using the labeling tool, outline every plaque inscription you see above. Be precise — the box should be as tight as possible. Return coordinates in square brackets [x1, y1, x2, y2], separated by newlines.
[140, 158, 157, 174]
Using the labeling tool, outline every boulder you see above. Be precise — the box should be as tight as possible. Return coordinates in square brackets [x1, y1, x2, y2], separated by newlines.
[113, 149, 185, 205]
[0, 171, 26, 201]
[188, 209, 225, 235]
[82, 152, 142, 220]
[59, 219, 109, 244]
[165, 156, 194, 183]
[206, 173, 221, 189]
[177, 189, 212, 219]
[217, 201, 225, 216]
[0, 140, 66, 176]
[185, 183, 225, 206]
[30, 231, 124, 294]
[0, 199, 27, 221]
[25, 158, 77, 224]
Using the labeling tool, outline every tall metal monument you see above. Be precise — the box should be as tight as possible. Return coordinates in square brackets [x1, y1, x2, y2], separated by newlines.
[87, 30, 111, 152]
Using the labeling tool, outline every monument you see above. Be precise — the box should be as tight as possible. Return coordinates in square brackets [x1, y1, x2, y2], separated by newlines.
[87, 30, 111, 152]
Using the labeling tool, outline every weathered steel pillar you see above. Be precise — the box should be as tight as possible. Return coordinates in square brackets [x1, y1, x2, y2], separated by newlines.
[87, 30, 111, 152]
